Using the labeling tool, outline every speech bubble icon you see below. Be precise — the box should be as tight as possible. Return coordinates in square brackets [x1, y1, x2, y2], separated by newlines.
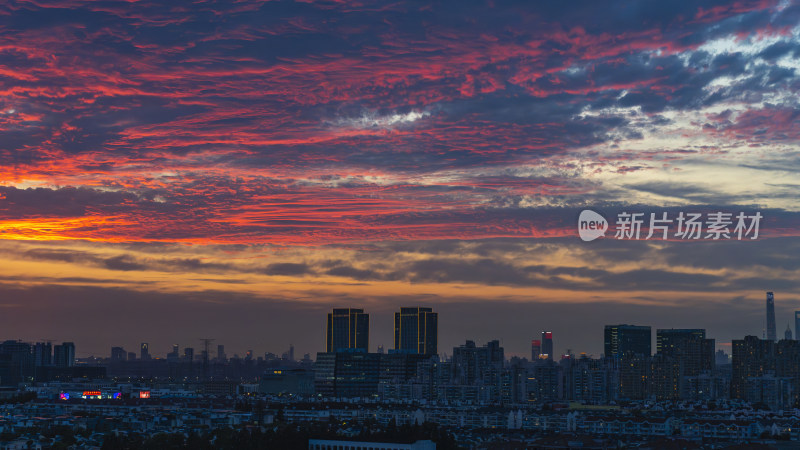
[578, 210, 608, 242]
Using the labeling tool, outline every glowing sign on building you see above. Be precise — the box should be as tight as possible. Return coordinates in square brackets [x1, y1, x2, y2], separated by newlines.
[113, 392, 122, 399]
[82, 391, 101, 397]
[139, 391, 151, 399]
[59, 392, 69, 400]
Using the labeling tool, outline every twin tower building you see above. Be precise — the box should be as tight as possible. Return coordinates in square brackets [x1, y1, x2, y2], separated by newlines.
[325, 307, 438, 355]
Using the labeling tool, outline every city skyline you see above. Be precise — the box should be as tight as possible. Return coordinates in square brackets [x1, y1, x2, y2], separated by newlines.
[9, 293, 799, 362]
[0, 1, 799, 362]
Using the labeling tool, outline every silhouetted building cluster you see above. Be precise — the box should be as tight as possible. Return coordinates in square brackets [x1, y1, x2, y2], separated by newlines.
[310, 298, 800, 408]
[100, 341, 311, 380]
[1, 291, 797, 412]
[0, 341, 104, 386]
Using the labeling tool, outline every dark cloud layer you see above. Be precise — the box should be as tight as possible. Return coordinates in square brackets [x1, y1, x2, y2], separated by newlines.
[0, 1, 798, 355]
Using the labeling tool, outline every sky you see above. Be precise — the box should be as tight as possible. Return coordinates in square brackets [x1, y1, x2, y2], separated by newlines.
[1, 0, 799, 359]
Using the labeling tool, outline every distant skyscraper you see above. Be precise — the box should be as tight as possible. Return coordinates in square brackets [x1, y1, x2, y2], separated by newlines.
[451, 340, 504, 385]
[766, 291, 776, 341]
[184, 347, 194, 363]
[604, 324, 651, 359]
[53, 342, 75, 368]
[140, 342, 150, 360]
[715, 349, 730, 366]
[656, 329, 714, 374]
[110, 346, 127, 361]
[326, 308, 369, 352]
[394, 307, 438, 355]
[34, 342, 52, 367]
[166, 345, 179, 361]
[217, 344, 226, 362]
[531, 339, 541, 360]
[795, 311, 800, 341]
[541, 331, 553, 360]
[785, 324, 793, 341]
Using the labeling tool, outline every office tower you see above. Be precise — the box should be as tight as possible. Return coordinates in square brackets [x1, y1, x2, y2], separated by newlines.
[656, 329, 714, 373]
[0, 341, 34, 385]
[166, 344, 179, 361]
[379, 352, 429, 384]
[786, 324, 793, 341]
[541, 331, 553, 360]
[604, 324, 651, 359]
[110, 346, 127, 361]
[53, 342, 75, 368]
[731, 335, 774, 400]
[451, 340, 504, 385]
[314, 351, 381, 398]
[184, 347, 194, 363]
[140, 342, 150, 360]
[394, 307, 438, 355]
[289, 344, 295, 361]
[326, 308, 369, 352]
[531, 339, 541, 360]
[795, 311, 800, 341]
[731, 337, 800, 408]
[766, 291, 776, 341]
[217, 344, 226, 362]
[34, 342, 52, 366]
[655, 329, 715, 400]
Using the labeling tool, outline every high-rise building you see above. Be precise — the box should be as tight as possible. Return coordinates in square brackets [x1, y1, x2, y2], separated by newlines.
[314, 351, 381, 398]
[326, 308, 369, 352]
[604, 324, 651, 359]
[110, 346, 127, 361]
[217, 344, 226, 362]
[656, 329, 714, 372]
[655, 329, 715, 400]
[53, 342, 75, 368]
[541, 331, 553, 360]
[166, 345, 179, 362]
[451, 340, 504, 386]
[731, 336, 800, 409]
[795, 311, 800, 341]
[140, 342, 150, 360]
[766, 291, 776, 341]
[34, 342, 52, 367]
[184, 347, 194, 363]
[394, 307, 438, 355]
[0, 341, 34, 386]
[785, 324, 793, 341]
[531, 339, 541, 360]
